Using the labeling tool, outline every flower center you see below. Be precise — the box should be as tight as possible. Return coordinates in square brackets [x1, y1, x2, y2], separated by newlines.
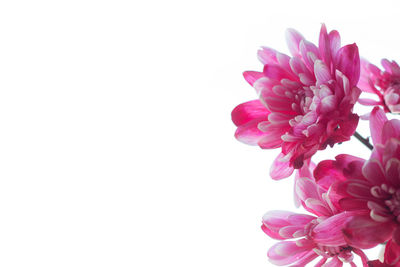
[385, 190, 400, 221]
[371, 184, 400, 222]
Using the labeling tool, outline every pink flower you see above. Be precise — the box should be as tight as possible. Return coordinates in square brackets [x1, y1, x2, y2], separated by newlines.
[262, 177, 369, 266]
[359, 59, 400, 113]
[314, 107, 400, 265]
[232, 24, 361, 179]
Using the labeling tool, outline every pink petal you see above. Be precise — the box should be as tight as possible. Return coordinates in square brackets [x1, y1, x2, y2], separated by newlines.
[267, 241, 313, 266]
[393, 226, 400, 245]
[328, 30, 341, 57]
[262, 210, 295, 228]
[320, 95, 337, 113]
[257, 46, 278, 65]
[234, 119, 267, 145]
[295, 177, 323, 203]
[261, 224, 286, 240]
[336, 154, 366, 179]
[384, 238, 400, 265]
[270, 153, 294, 180]
[243, 71, 264, 86]
[367, 260, 387, 267]
[339, 198, 368, 211]
[362, 159, 386, 185]
[335, 43, 360, 88]
[287, 213, 315, 225]
[312, 212, 356, 246]
[304, 198, 332, 216]
[345, 181, 373, 198]
[385, 158, 400, 187]
[231, 100, 269, 126]
[299, 40, 319, 71]
[263, 64, 297, 81]
[382, 119, 400, 144]
[288, 251, 319, 267]
[289, 57, 310, 75]
[257, 126, 284, 149]
[323, 257, 343, 267]
[314, 60, 332, 85]
[369, 107, 388, 146]
[358, 98, 382, 106]
[318, 24, 332, 67]
[285, 28, 304, 57]
[343, 214, 395, 249]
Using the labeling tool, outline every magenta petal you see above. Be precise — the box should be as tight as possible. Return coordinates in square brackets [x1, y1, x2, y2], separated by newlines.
[288, 251, 319, 267]
[257, 46, 278, 65]
[258, 126, 284, 149]
[312, 212, 354, 246]
[329, 30, 341, 56]
[314, 160, 345, 190]
[358, 98, 382, 106]
[261, 224, 286, 240]
[314, 60, 332, 85]
[339, 198, 368, 211]
[343, 214, 395, 249]
[243, 71, 264, 86]
[263, 64, 297, 81]
[295, 177, 322, 203]
[393, 226, 400, 245]
[318, 24, 331, 67]
[362, 159, 385, 185]
[367, 260, 387, 267]
[262, 210, 295, 228]
[369, 107, 388, 146]
[267, 241, 313, 266]
[384, 238, 400, 265]
[285, 28, 304, 57]
[231, 100, 269, 126]
[287, 214, 315, 225]
[335, 43, 360, 88]
[323, 257, 343, 267]
[234, 119, 267, 145]
[270, 153, 294, 180]
[382, 119, 400, 144]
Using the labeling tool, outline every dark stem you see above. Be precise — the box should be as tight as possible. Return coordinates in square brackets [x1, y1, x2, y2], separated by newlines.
[353, 131, 373, 150]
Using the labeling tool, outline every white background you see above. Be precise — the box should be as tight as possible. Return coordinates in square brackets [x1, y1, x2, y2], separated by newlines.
[0, 0, 397, 266]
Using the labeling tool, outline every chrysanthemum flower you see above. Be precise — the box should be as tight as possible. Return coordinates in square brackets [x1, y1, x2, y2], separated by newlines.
[359, 59, 400, 113]
[262, 177, 369, 266]
[314, 107, 400, 265]
[232, 24, 361, 179]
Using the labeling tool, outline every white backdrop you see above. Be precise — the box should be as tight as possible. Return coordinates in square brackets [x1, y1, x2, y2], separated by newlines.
[0, 0, 398, 266]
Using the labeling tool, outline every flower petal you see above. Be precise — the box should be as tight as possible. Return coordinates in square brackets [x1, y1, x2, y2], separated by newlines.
[335, 43, 360, 88]
[384, 238, 400, 265]
[231, 100, 269, 126]
[243, 71, 264, 86]
[369, 107, 388, 146]
[343, 214, 395, 249]
[285, 28, 304, 57]
[270, 153, 294, 180]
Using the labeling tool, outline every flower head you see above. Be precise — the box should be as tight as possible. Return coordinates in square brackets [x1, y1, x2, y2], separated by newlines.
[232, 24, 361, 179]
[262, 177, 369, 266]
[314, 107, 400, 265]
[359, 59, 400, 113]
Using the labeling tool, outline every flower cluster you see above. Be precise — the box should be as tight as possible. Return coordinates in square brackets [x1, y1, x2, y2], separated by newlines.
[232, 25, 400, 266]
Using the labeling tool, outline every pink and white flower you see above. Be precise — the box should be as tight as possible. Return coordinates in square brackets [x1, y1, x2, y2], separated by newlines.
[359, 59, 400, 113]
[232, 24, 361, 179]
[262, 177, 369, 266]
[314, 107, 400, 265]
